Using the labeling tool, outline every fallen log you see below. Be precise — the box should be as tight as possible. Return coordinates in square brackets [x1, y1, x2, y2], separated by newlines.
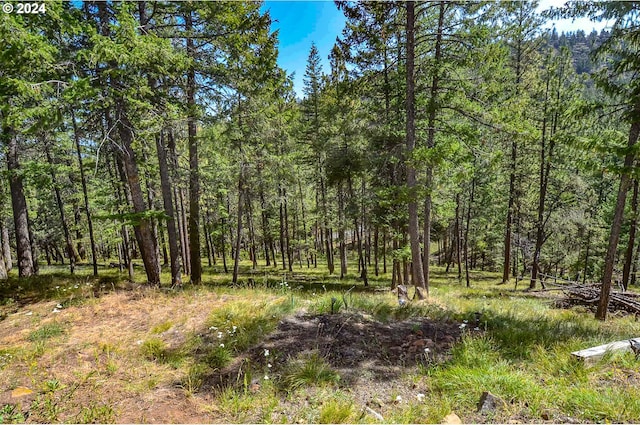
[571, 338, 640, 363]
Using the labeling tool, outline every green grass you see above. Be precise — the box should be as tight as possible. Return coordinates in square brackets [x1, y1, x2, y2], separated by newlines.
[27, 322, 65, 342]
[280, 352, 340, 392]
[5, 262, 640, 423]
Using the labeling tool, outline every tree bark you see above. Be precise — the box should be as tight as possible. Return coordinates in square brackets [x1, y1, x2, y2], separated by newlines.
[44, 140, 76, 274]
[597, 111, 640, 320]
[622, 179, 639, 290]
[156, 130, 182, 287]
[71, 110, 98, 275]
[185, 10, 202, 285]
[115, 103, 161, 286]
[4, 125, 35, 277]
[0, 220, 11, 272]
[405, 1, 426, 298]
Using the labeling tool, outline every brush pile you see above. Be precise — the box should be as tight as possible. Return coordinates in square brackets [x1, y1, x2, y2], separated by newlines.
[541, 275, 640, 314]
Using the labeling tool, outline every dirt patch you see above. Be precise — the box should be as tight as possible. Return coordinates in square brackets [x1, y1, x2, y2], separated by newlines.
[206, 311, 468, 389]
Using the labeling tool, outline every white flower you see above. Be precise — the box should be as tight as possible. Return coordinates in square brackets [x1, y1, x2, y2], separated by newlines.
[56, 304, 63, 309]
[263, 375, 269, 380]
[55, 286, 60, 289]
[417, 393, 425, 401]
[459, 323, 467, 329]
[209, 326, 218, 331]
[424, 348, 431, 353]
[232, 326, 237, 332]
[136, 340, 143, 345]
[219, 343, 225, 348]
[217, 332, 223, 339]
[52, 308, 60, 313]
[474, 327, 480, 331]
[395, 395, 402, 402]
[264, 349, 270, 357]
[267, 363, 272, 368]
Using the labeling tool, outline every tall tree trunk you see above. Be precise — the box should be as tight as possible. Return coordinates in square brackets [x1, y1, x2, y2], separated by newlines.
[338, 182, 347, 278]
[156, 130, 182, 287]
[245, 191, 258, 270]
[623, 179, 639, 290]
[531, 65, 555, 289]
[0, 233, 6, 280]
[464, 177, 475, 288]
[219, 192, 229, 274]
[321, 177, 334, 274]
[597, 110, 640, 320]
[455, 193, 462, 280]
[283, 187, 293, 272]
[421, 0, 445, 297]
[347, 177, 368, 285]
[4, 125, 35, 277]
[185, 10, 202, 285]
[44, 140, 76, 274]
[115, 103, 161, 286]
[405, 1, 426, 298]
[233, 170, 244, 284]
[374, 226, 379, 276]
[0, 221, 11, 272]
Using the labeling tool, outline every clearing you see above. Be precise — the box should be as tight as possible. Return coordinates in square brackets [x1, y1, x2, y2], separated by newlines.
[1, 264, 640, 423]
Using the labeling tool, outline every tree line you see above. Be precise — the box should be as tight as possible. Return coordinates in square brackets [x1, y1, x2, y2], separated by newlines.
[1, 1, 639, 320]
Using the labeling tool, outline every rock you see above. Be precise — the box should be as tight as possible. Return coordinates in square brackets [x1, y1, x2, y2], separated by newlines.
[364, 406, 384, 422]
[477, 391, 505, 413]
[442, 412, 462, 424]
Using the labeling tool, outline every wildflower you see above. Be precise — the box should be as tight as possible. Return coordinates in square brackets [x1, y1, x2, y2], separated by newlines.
[209, 326, 218, 331]
[55, 286, 60, 289]
[417, 393, 425, 402]
[459, 323, 467, 329]
[474, 327, 480, 331]
[219, 343, 225, 348]
[232, 326, 237, 332]
[395, 395, 402, 402]
[52, 308, 60, 313]
[424, 348, 431, 353]
[56, 304, 63, 309]
[263, 375, 269, 380]
[264, 349, 270, 357]
[217, 332, 223, 339]
[267, 363, 272, 368]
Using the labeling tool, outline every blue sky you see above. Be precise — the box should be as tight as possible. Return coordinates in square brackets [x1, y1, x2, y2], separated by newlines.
[263, 1, 608, 99]
[261, 1, 345, 99]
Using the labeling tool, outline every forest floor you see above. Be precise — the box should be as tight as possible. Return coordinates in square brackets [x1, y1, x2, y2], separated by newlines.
[1, 263, 640, 423]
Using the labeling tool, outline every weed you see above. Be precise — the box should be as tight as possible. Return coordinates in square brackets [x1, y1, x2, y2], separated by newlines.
[280, 352, 340, 392]
[151, 321, 173, 334]
[27, 322, 64, 342]
[0, 404, 25, 424]
[318, 399, 354, 424]
[140, 337, 167, 361]
[181, 363, 207, 395]
[75, 402, 115, 423]
[203, 345, 231, 370]
[42, 379, 61, 393]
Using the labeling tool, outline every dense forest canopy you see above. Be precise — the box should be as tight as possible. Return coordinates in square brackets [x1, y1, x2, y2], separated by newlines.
[1, 0, 639, 320]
